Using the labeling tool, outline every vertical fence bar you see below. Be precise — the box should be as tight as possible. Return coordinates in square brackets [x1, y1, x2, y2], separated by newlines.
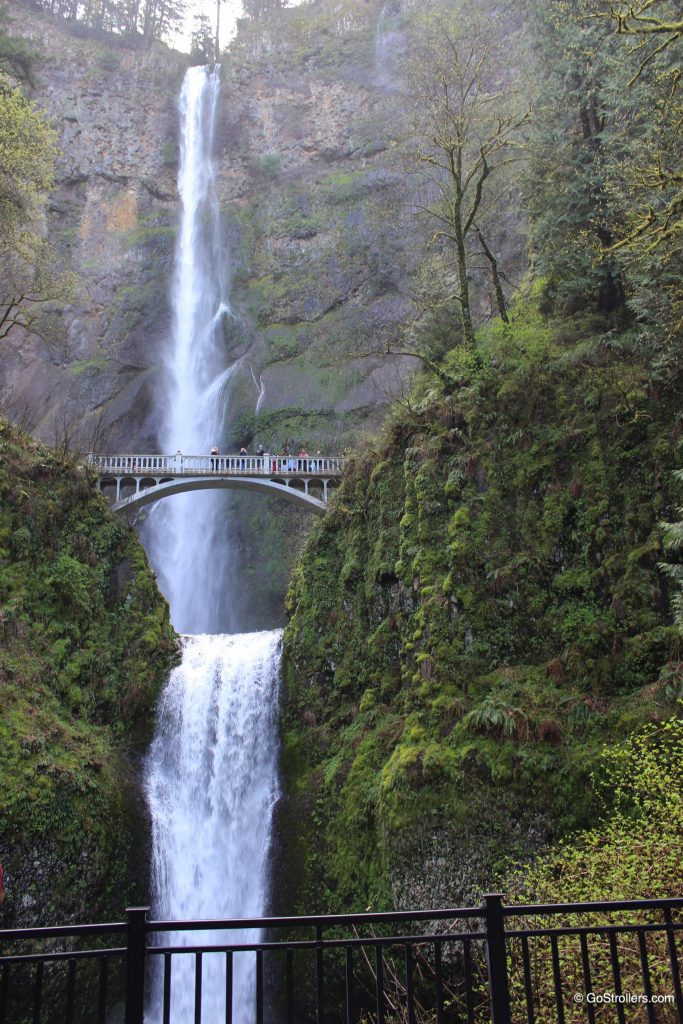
[32, 961, 43, 1024]
[315, 924, 325, 1024]
[464, 937, 475, 1024]
[285, 948, 293, 1024]
[163, 953, 172, 1024]
[520, 935, 535, 1024]
[637, 931, 656, 1024]
[579, 933, 595, 1024]
[345, 947, 354, 1024]
[607, 932, 626, 1024]
[0, 964, 8, 1024]
[375, 945, 385, 1024]
[194, 952, 202, 1024]
[124, 907, 149, 1024]
[66, 959, 76, 1024]
[405, 945, 416, 1024]
[256, 950, 264, 1024]
[98, 957, 109, 1024]
[549, 935, 565, 1024]
[434, 941, 445, 1024]
[664, 908, 683, 1023]
[484, 895, 512, 1024]
[225, 951, 233, 1024]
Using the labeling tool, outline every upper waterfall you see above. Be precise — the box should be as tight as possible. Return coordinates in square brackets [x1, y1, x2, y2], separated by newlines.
[143, 65, 238, 635]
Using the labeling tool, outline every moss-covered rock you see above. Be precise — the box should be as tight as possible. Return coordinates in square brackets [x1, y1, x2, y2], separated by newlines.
[0, 420, 178, 926]
[277, 306, 682, 914]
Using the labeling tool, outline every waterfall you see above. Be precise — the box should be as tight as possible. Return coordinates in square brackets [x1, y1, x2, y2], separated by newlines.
[374, 2, 402, 90]
[145, 632, 281, 1021]
[143, 64, 238, 636]
[141, 66, 282, 1022]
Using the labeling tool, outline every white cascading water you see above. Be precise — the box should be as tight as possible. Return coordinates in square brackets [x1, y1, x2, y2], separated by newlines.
[142, 66, 282, 1022]
[144, 64, 237, 636]
[146, 632, 281, 1021]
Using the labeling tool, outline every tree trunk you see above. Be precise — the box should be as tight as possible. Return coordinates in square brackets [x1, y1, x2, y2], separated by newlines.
[475, 225, 509, 323]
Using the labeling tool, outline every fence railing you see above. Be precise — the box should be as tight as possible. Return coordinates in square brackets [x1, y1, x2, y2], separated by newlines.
[1, 896, 681, 1023]
[87, 453, 345, 477]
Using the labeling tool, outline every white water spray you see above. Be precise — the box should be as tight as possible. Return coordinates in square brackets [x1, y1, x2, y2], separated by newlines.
[142, 66, 282, 1022]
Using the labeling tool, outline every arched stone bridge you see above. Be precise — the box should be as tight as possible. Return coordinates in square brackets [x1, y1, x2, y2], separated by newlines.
[88, 452, 345, 515]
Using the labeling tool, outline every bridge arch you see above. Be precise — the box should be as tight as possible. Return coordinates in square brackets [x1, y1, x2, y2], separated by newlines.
[111, 475, 329, 515]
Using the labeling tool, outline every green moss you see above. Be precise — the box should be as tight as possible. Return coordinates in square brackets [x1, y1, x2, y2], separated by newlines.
[277, 300, 683, 913]
[0, 420, 177, 927]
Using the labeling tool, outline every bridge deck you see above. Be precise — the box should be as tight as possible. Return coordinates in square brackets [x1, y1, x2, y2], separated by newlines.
[89, 452, 343, 477]
[88, 452, 345, 514]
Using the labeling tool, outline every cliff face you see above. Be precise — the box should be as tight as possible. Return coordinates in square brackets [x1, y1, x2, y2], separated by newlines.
[0, 0, 431, 458]
[1, 7, 185, 445]
[2, 0, 471, 624]
[276, 306, 682, 914]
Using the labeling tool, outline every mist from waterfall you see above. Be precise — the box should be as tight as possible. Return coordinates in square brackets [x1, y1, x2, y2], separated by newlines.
[141, 66, 282, 1022]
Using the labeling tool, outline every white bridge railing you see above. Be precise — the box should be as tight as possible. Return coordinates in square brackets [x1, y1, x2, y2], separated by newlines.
[88, 453, 345, 477]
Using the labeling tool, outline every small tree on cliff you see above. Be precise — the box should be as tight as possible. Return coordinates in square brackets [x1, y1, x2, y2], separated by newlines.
[190, 12, 215, 63]
[0, 75, 73, 344]
[410, 5, 529, 348]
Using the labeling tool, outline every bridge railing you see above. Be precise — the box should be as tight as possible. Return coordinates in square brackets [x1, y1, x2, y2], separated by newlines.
[87, 454, 345, 477]
[1, 896, 681, 1023]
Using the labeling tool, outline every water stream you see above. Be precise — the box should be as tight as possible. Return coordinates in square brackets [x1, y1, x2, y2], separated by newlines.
[141, 65, 282, 1021]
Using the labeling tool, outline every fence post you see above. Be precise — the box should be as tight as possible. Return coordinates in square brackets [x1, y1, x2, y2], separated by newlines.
[484, 894, 511, 1024]
[125, 906, 149, 1024]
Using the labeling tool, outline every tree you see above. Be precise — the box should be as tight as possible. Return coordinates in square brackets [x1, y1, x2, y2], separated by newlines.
[0, 6, 39, 84]
[241, 0, 287, 21]
[190, 11, 214, 63]
[140, 0, 186, 42]
[521, 0, 632, 318]
[603, 0, 683, 344]
[410, 5, 529, 347]
[0, 75, 55, 233]
[0, 74, 73, 345]
[0, 231, 74, 343]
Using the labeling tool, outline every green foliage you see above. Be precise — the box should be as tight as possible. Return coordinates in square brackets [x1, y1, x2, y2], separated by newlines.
[0, 73, 55, 232]
[522, 0, 682, 346]
[659, 469, 683, 632]
[279, 294, 683, 913]
[0, 420, 177, 926]
[257, 153, 281, 178]
[506, 712, 683, 1020]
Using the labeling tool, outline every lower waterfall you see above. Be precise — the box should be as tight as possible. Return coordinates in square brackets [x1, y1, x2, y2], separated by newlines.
[144, 630, 282, 1022]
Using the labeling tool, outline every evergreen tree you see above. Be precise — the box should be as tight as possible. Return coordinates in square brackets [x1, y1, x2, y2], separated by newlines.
[522, 0, 631, 317]
[190, 11, 214, 63]
[241, 0, 286, 20]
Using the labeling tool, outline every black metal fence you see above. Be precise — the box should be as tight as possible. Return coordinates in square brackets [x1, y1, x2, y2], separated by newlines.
[1, 895, 681, 1023]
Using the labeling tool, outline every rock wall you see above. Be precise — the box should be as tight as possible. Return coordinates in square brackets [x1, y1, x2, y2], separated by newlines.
[0, 0, 527, 624]
[1, 6, 185, 446]
[0, 0, 425, 458]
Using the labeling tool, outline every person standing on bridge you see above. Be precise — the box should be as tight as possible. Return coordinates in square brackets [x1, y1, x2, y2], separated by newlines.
[210, 446, 218, 471]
